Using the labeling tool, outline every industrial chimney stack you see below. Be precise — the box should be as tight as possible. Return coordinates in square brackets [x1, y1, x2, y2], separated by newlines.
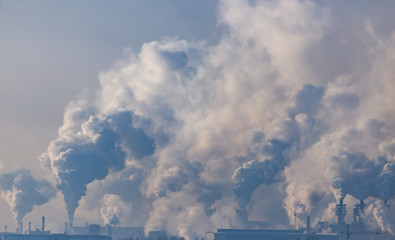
[42, 216, 45, 232]
[336, 199, 347, 232]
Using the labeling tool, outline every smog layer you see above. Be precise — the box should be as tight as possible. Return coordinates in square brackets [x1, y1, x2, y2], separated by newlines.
[1, 1, 395, 240]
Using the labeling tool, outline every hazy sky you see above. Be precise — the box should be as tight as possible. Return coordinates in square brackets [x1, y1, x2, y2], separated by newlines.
[0, 0, 218, 231]
[0, 0, 217, 172]
[1, 1, 395, 239]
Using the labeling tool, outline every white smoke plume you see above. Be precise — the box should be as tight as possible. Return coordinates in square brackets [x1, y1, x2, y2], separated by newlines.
[83, 167, 149, 227]
[0, 169, 56, 226]
[100, 194, 131, 226]
[370, 199, 395, 234]
[39, 0, 395, 239]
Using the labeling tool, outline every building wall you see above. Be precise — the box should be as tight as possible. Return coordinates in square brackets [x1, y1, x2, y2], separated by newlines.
[214, 229, 307, 240]
[1, 234, 112, 240]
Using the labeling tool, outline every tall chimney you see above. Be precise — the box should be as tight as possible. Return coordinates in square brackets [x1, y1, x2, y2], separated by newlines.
[306, 216, 311, 233]
[65, 222, 68, 234]
[29, 222, 31, 232]
[42, 216, 45, 232]
[20, 221, 23, 234]
[360, 200, 365, 213]
[336, 199, 347, 233]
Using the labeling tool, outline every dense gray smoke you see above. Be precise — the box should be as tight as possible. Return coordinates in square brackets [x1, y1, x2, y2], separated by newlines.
[330, 153, 395, 202]
[39, 0, 395, 238]
[233, 138, 290, 209]
[233, 84, 324, 210]
[39, 104, 154, 225]
[0, 169, 56, 226]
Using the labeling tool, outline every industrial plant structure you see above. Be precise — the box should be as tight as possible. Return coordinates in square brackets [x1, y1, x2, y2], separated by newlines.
[211, 199, 392, 240]
[1, 199, 394, 240]
[0, 217, 181, 240]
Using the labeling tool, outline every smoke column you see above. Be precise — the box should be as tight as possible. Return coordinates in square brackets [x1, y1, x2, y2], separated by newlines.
[40, 0, 395, 238]
[39, 103, 154, 225]
[0, 169, 56, 227]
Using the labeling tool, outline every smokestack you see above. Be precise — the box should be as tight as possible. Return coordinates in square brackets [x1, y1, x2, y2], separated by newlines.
[5, 225, 7, 233]
[336, 199, 346, 232]
[306, 216, 311, 233]
[353, 200, 365, 224]
[359, 200, 365, 213]
[353, 205, 359, 223]
[42, 216, 45, 232]
[65, 222, 68, 234]
[20, 221, 23, 234]
[28, 222, 31, 233]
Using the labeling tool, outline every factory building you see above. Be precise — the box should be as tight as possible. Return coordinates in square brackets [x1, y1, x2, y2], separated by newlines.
[1, 198, 393, 240]
[147, 231, 168, 240]
[213, 229, 308, 240]
[107, 227, 144, 240]
[210, 199, 394, 240]
[68, 223, 186, 240]
[211, 227, 390, 240]
[71, 225, 145, 240]
[0, 217, 112, 240]
[0, 234, 111, 240]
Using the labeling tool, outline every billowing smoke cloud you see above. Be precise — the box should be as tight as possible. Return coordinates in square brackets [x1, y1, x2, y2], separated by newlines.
[0, 169, 56, 226]
[233, 84, 324, 210]
[39, 101, 154, 224]
[330, 152, 395, 203]
[233, 138, 290, 209]
[40, 0, 395, 238]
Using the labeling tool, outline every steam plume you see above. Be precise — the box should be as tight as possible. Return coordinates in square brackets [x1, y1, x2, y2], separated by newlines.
[0, 169, 56, 226]
[100, 194, 128, 226]
[39, 102, 154, 225]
